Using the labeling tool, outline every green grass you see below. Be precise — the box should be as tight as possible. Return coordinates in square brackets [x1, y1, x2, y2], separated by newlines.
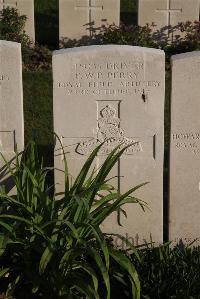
[101, 242, 200, 299]
[23, 71, 53, 146]
[23, 71, 53, 167]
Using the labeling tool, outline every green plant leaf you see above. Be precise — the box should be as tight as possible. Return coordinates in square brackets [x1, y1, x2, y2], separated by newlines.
[106, 233, 141, 262]
[0, 267, 9, 278]
[72, 275, 100, 299]
[0, 221, 14, 234]
[39, 245, 53, 274]
[70, 143, 103, 194]
[109, 248, 140, 299]
[89, 247, 110, 299]
[72, 262, 99, 293]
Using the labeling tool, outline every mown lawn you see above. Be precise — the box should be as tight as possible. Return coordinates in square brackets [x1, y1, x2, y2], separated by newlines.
[23, 71, 54, 166]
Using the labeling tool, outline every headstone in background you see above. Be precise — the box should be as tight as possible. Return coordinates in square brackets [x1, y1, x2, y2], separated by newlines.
[138, 0, 200, 42]
[0, 40, 24, 191]
[169, 51, 200, 244]
[0, 0, 35, 42]
[59, 0, 120, 46]
[53, 45, 165, 244]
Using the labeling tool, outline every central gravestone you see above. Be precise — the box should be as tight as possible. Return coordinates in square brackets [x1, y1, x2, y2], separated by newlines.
[0, 40, 24, 191]
[53, 45, 165, 244]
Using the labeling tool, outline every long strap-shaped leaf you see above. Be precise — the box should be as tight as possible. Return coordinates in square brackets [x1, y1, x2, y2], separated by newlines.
[88, 143, 139, 206]
[54, 134, 70, 196]
[70, 143, 103, 195]
[109, 247, 140, 299]
[72, 262, 99, 295]
[92, 183, 148, 226]
[88, 247, 110, 299]
[71, 274, 100, 299]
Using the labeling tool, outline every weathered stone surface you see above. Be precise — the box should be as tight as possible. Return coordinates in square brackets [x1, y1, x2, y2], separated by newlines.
[0, 40, 24, 191]
[138, 0, 199, 42]
[59, 0, 120, 45]
[53, 45, 165, 244]
[169, 51, 200, 244]
[0, 0, 35, 42]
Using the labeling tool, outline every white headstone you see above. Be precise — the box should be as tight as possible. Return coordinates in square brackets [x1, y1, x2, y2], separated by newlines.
[0, 0, 35, 42]
[0, 40, 24, 191]
[138, 0, 200, 41]
[53, 45, 165, 245]
[169, 51, 200, 244]
[59, 0, 120, 45]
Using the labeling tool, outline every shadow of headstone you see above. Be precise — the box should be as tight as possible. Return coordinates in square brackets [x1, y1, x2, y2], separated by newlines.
[152, 24, 183, 46]
[0, 155, 19, 194]
[59, 20, 104, 48]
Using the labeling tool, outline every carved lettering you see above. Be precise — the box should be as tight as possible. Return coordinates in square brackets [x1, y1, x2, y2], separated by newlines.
[75, 63, 102, 70]
[58, 82, 81, 88]
[172, 132, 200, 154]
[106, 62, 143, 70]
[57, 60, 162, 99]
[88, 81, 112, 88]
[75, 61, 144, 71]
[120, 81, 160, 87]
[107, 72, 137, 79]
[0, 74, 9, 81]
[172, 133, 200, 140]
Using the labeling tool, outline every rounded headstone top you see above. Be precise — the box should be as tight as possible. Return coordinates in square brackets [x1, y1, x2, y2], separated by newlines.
[0, 40, 21, 49]
[171, 51, 200, 62]
[53, 45, 165, 57]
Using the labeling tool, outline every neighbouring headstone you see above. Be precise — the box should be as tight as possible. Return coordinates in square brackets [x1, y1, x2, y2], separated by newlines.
[0, 0, 35, 42]
[0, 40, 24, 191]
[59, 0, 120, 46]
[169, 51, 200, 244]
[53, 45, 165, 244]
[138, 0, 200, 42]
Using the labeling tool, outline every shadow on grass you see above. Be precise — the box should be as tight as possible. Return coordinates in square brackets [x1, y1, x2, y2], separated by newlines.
[163, 69, 171, 241]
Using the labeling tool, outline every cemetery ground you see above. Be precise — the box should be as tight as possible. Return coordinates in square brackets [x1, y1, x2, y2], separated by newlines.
[2, 2, 200, 299]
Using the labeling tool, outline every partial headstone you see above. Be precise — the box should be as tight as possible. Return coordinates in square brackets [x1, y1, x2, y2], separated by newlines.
[0, 0, 35, 42]
[169, 51, 200, 244]
[53, 45, 165, 244]
[0, 40, 24, 191]
[59, 0, 120, 46]
[138, 0, 200, 42]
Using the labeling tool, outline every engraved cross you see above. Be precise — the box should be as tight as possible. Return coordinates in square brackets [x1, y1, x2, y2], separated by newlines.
[75, 0, 103, 36]
[156, 0, 182, 34]
[0, 0, 17, 10]
[59, 102, 156, 194]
